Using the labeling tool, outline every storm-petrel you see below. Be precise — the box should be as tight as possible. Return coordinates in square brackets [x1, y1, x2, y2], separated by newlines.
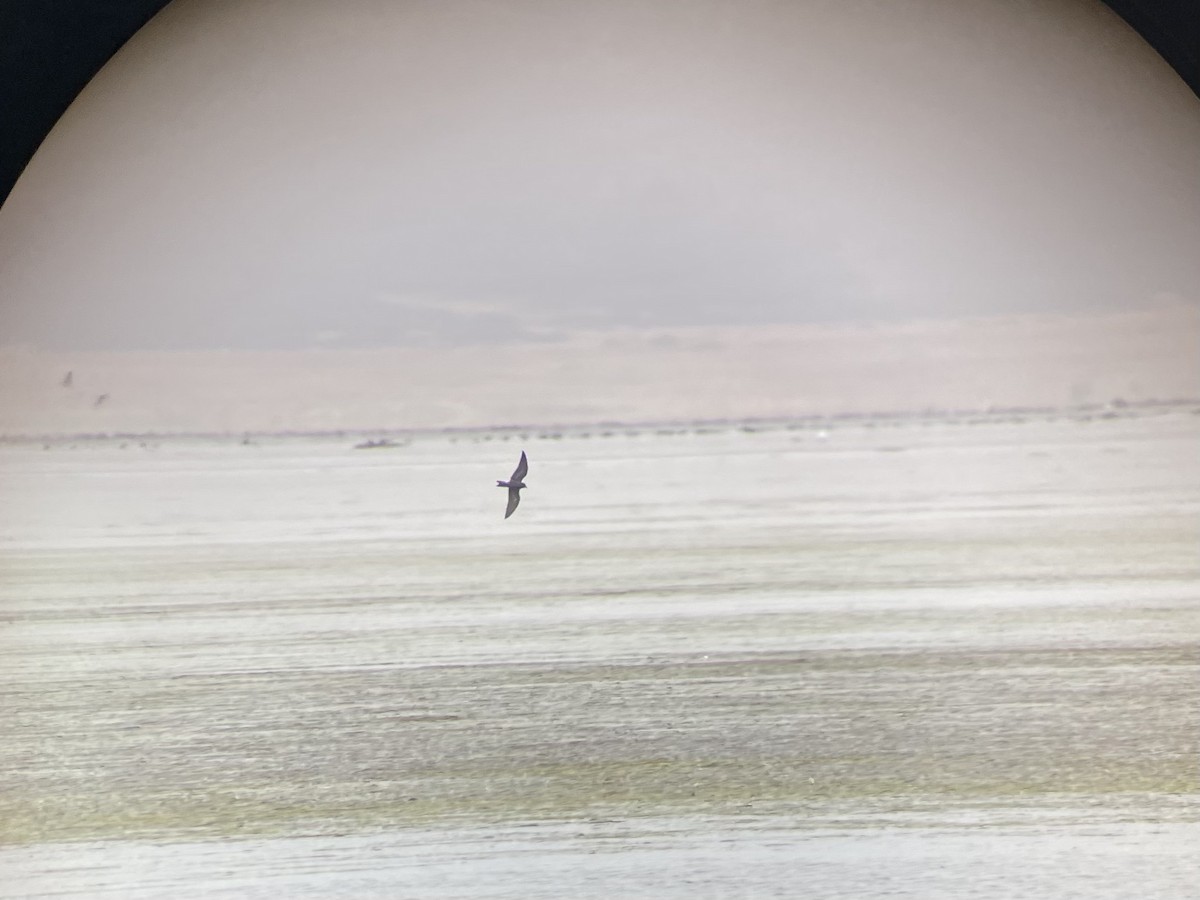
[497, 451, 528, 519]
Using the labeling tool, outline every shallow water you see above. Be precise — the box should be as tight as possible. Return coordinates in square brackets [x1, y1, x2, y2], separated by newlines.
[2, 411, 1198, 896]
[5, 815, 1199, 900]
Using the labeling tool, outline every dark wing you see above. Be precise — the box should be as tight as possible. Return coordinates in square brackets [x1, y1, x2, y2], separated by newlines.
[504, 487, 521, 519]
[510, 450, 528, 483]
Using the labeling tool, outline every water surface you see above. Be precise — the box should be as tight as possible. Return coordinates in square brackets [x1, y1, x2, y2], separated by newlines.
[2, 410, 1197, 896]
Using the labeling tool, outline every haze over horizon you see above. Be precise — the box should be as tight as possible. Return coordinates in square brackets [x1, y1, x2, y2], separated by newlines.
[1, 0, 1199, 352]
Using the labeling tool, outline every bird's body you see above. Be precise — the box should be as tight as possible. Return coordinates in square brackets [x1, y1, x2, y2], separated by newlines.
[497, 451, 528, 518]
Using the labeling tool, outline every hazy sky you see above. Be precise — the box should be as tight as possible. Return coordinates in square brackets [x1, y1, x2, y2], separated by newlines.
[1, 0, 1198, 350]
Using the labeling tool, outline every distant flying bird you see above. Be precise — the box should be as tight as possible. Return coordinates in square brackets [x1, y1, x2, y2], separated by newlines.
[496, 450, 528, 519]
[93, 393, 109, 407]
[61, 371, 73, 388]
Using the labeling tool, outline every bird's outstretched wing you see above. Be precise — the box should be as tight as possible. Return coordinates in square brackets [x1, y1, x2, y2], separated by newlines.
[510, 450, 528, 482]
[504, 487, 521, 519]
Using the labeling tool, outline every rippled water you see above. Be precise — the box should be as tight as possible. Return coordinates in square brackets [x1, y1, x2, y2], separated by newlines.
[2, 410, 1198, 897]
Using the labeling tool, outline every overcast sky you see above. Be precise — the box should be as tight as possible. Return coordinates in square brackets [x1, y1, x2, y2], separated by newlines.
[1, 0, 1198, 350]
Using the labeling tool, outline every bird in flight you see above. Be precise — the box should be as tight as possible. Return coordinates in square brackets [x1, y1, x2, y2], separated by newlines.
[497, 451, 528, 519]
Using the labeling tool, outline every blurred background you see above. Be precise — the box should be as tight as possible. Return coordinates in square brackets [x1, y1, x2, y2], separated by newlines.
[1, 0, 1197, 433]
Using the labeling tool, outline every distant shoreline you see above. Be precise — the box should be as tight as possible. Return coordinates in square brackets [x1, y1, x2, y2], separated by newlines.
[3, 397, 1195, 446]
[3, 307, 1197, 437]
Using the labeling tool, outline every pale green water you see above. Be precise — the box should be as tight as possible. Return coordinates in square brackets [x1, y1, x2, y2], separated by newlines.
[2, 410, 1198, 896]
